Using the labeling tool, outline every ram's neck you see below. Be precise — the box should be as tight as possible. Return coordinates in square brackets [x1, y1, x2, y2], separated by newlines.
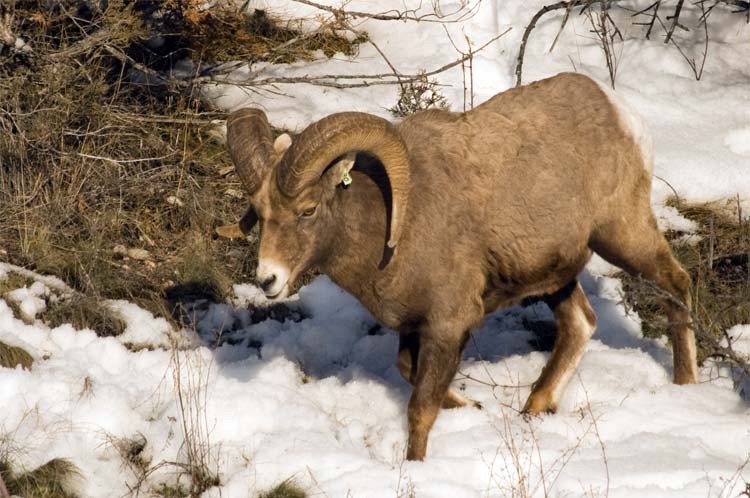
[316, 160, 393, 313]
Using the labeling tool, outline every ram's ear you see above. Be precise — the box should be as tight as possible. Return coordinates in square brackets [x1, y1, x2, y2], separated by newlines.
[215, 223, 243, 239]
[274, 133, 292, 155]
[238, 206, 259, 233]
[215, 206, 258, 239]
[322, 153, 356, 189]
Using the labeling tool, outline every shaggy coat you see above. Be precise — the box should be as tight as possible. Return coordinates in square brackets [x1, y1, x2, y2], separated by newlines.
[223, 72, 697, 461]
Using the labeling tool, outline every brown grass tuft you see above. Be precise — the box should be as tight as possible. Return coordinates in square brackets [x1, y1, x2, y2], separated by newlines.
[622, 199, 750, 361]
[0, 341, 34, 370]
[259, 478, 307, 498]
[0, 458, 79, 498]
[44, 294, 127, 337]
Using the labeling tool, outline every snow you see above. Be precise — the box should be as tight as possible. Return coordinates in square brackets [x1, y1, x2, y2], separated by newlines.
[6, 281, 50, 321]
[1, 266, 749, 497]
[108, 299, 177, 349]
[2, 1, 749, 497]
[725, 128, 750, 156]
[205, 0, 750, 210]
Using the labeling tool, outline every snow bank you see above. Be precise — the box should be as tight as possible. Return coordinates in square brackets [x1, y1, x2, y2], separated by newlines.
[1, 264, 749, 497]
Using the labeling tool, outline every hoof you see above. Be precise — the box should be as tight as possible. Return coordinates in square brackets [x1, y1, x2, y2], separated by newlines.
[673, 369, 698, 385]
[442, 389, 481, 410]
[522, 391, 557, 416]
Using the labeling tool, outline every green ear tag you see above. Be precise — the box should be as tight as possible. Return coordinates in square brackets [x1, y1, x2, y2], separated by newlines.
[342, 171, 352, 187]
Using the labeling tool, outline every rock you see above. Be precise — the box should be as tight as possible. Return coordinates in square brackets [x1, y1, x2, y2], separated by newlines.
[127, 248, 151, 261]
[166, 195, 184, 207]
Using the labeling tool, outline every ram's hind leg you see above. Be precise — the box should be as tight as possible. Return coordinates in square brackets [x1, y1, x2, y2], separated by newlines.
[523, 281, 597, 414]
[397, 333, 472, 409]
[590, 212, 698, 384]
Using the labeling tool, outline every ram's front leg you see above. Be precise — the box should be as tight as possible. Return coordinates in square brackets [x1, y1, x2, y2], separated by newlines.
[397, 332, 474, 409]
[405, 332, 466, 460]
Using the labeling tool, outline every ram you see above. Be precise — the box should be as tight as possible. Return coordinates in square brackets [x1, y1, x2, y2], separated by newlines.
[220, 72, 697, 461]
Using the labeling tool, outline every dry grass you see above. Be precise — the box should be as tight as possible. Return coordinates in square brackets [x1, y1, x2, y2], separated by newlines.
[259, 478, 307, 498]
[0, 458, 79, 498]
[0, 341, 34, 369]
[0, 1, 357, 336]
[0, 271, 34, 321]
[171, 5, 364, 64]
[621, 198, 750, 362]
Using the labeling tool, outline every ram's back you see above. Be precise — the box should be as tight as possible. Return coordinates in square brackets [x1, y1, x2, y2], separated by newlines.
[394, 73, 651, 304]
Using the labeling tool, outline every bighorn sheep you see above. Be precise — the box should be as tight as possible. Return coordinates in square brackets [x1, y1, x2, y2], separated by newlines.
[221, 72, 698, 461]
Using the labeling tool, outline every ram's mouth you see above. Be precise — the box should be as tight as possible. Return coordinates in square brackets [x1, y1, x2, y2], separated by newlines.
[265, 284, 290, 300]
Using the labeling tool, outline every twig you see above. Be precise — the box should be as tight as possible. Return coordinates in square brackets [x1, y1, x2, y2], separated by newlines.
[516, 0, 607, 87]
[633, 275, 750, 377]
[101, 44, 190, 90]
[653, 8, 709, 80]
[367, 38, 404, 91]
[654, 174, 682, 206]
[550, 0, 580, 52]
[77, 151, 177, 165]
[579, 376, 610, 498]
[204, 28, 510, 90]
[664, 0, 686, 43]
[585, 1, 620, 88]
[291, 0, 483, 24]
[632, 1, 661, 40]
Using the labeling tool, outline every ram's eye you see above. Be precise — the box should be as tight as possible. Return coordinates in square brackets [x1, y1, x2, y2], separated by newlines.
[300, 206, 317, 218]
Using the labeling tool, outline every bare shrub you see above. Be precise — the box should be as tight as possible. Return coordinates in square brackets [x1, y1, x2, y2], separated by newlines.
[388, 72, 450, 117]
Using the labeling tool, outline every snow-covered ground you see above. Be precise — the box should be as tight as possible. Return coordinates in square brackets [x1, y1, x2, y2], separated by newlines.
[2, 1, 750, 497]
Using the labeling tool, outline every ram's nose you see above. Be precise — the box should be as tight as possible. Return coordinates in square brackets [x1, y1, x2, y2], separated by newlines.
[256, 259, 290, 299]
[258, 274, 277, 293]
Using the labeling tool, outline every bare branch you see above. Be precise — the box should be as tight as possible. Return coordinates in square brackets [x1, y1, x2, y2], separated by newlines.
[291, 0, 483, 24]
[202, 28, 510, 90]
[632, 1, 661, 40]
[516, 0, 608, 87]
[664, 0, 686, 43]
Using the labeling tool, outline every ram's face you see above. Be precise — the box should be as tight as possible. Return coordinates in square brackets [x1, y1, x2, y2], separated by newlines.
[223, 108, 408, 300]
[250, 163, 347, 299]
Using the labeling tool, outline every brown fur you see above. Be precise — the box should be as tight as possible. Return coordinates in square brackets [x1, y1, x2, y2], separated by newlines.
[229, 72, 698, 460]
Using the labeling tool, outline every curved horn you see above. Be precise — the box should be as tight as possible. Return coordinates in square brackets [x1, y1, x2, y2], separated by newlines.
[277, 112, 410, 249]
[226, 108, 275, 193]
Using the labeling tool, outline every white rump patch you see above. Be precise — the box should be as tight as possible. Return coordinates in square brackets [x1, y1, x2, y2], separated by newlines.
[594, 81, 654, 173]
